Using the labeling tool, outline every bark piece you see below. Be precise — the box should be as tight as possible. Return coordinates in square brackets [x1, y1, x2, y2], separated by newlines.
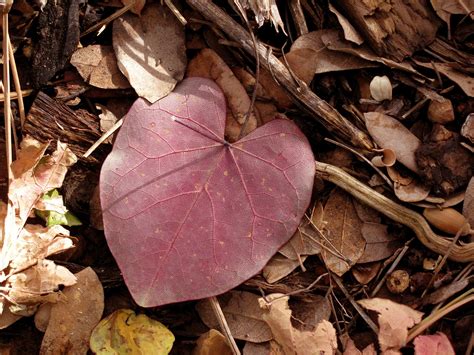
[335, 0, 439, 61]
[31, 0, 81, 88]
[23, 92, 106, 163]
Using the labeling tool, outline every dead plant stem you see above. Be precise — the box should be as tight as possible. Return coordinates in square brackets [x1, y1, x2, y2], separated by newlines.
[209, 296, 241, 355]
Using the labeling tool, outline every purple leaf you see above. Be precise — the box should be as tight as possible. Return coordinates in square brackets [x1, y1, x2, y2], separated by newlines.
[100, 78, 315, 307]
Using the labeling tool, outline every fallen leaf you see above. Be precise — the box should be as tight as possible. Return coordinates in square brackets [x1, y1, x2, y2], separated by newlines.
[243, 341, 270, 355]
[262, 254, 307, 284]
[121, 0, 145, 15]
[461, 113, 474, 143]
[364, 112, 421, 173]
[414, 332, 455, 355]
[186, 48, 258, 135]
[196, 291, 273, 343]
[193, 329, 232, 355]
[394, 179, 431, 203]
[243, 0, 286, 33]
[358, 223, 402, 263]
[100, 78, 315, 306]
[259, 294, 337, 355]
[113, 2, 186, 102]
[290, 295, 331, 332]
[352, 262, 382, 285]
[290, 30, 374, 76]
[328, 4, 364, 44]
[279, 204, 323, 260]
[321, 189, 366, 276]
[71, 45, 130, 89]
[39, 267, 104, 355]
[422, 279, 470, 305]
[358, 298, 423, 352]
[463, 177, 474, 227]
[34, 189, 81, 227]
[414, 60, 474, 97]
[353, 200, 381, 223]
[90, 309, 174, 354]
[343, 337, 377, 355]
[430, 0, 474, 24]
[321, 31, 422, 76]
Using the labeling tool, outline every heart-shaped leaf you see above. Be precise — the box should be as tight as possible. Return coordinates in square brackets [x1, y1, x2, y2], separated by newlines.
[100, 78, 314, 307]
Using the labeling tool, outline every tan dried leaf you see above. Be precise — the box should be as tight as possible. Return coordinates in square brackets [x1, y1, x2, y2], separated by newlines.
[290, 30, 374, 76]
[71, 45, 130, 89]
[7, 259, 76, 305]
[413, 332, 455, 355]
[196, 291, 272, 343]
[430, 0, 474, 24]
[259, 294, 337, 355]
[364, 112, 421, 173]
[321, 31, 422, 76]
[193, 329, 232, 355]
[463, 177, 474, 227]
[352, 262, 382, 285]
[423, 279, 469, 305]
[343, 337, 377, 355]
[262, 254, 307, 284]
[358, 298, 423, 352]
[394, 179, 431, 202]
[39, 267, 104, 354]
[358, 223, 401, 263]
[415, 60, 474, 97]
[329, 4, 364, 44]
[322, 189, 366, 276]
[113, 2, 186, 103]
[121, 0, 146, 15]
[187, 48, 258, 128]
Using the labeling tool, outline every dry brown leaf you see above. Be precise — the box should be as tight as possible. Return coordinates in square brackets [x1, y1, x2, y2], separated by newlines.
[463, 177, 474, 227]
[353, 199, 382, 223]
[193, 329, 232, 355]
[71, 45, 130, 89]
[187, 48, 258, 131]
[279, 205, 322, 261]
[290, 295, 331, 332]
[343, 337, 377, 355]
[328, 4, 364, 45]
[113, 2, 186, 103]
[423, 279, 470, 305]
[243, 341, 270, 355]
[461, 113, 474, 143]
[259, 294, 337, 355]
[258, 67, 293, 109]
[352, 262, 382, 285]
[321, 31, 422, 76]
[358, 298, 423, 352]
[364, 112, 421, 173]
[262, 254, 307, 284]
[196, 291, 272, 343]
[322, 189, 366, 276]
[415, 60, 474, 97]
[290, 30, 374, 76]
[413, 332, 455, 355]
[39, 267, 104, 354]
[394, 179, 431, 203]
[430, 0, 474, 24]
[121, 0, 145, 15]
[241, 0, 286, 33]
[358, 223, 401, 263]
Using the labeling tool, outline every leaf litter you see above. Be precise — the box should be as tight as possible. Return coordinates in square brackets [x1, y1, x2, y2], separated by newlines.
[3, 0, 474, 353]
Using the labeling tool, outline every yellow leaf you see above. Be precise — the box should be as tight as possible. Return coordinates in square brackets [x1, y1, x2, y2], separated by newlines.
[90, 309, 174, 355]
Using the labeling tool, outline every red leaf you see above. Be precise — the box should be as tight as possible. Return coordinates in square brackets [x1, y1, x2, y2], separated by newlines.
[100, 78, 315, 307]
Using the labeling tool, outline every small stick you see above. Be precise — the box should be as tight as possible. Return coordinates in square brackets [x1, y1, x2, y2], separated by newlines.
[7, 36, 25, 129]
[2, 7, 12, 183]
[331, 274, 379, 334]
[83, 118, 123, 158]
[0, 89, 33, 102]
[164, 0, 187, 26]
[81, 1, 135, 37]
[208, 296, 240, 355]
[315, 161, 474, 262]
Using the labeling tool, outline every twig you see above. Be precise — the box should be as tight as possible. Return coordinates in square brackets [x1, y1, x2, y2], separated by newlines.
[83, 118, 123, 158]
[0, 89, 33, 102]
[331, 274, 379, 334]
[7, 37, 25, 129]
[315, 161, 474, 262]
[81, 1, 135, 37]
[164, 0, 187, 25]
[187, 0, 374, 150]
[2, 2, 13, 183]
[407, 289, 474, 342]
[208, 296, 241, 355]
